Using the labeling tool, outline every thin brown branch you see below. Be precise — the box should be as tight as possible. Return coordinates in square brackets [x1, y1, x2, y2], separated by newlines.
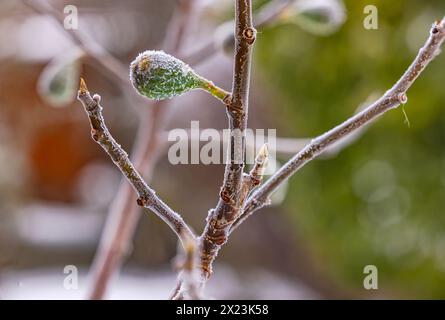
[77, 78, 196, 244]
[231, 17, 445, 232]
[199, 0, 255, 282]
[171, 231, 202, 300]
[86, 103, 166, 300]
[86, 1, 199, 300]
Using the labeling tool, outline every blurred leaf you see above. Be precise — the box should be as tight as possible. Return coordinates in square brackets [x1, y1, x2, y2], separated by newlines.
[282, 0, 347, 36]
[37, 48, 84, 108]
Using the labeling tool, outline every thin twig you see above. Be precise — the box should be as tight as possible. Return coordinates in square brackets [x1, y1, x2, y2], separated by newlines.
[86, 0, 200, 300]
[86, 102, 167, 299]
[231, 17, 445, 231]
[77, 78, 196, 243]
[176, 231, 202, 300]
[199, 0, 256, 282]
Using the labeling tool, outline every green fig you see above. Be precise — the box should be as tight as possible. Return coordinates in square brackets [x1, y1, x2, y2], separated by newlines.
[130, 50, 229, 102]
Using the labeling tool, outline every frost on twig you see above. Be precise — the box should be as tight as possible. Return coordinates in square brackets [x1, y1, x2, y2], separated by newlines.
[199, 0, 256, 282]
[76, 78, 196, 247]
[86, 1, 200, 300]
[236, 16, 445, 229]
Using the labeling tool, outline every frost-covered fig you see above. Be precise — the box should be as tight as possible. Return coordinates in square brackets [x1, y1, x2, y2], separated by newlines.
[130, 50, 228, 101]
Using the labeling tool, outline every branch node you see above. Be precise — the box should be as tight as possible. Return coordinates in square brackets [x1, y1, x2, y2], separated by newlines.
[220, 188, 234, 205]
[243, 27, 257, 44]
[432, 18, 445, 35]
[226, 104, 244, 116]
[223, 94, 233, 105]
[136, 196, 153, 207]
[91, 129, 100, 141]
[397, 93, 408, 104]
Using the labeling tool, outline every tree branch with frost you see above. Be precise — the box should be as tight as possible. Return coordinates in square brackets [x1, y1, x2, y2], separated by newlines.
[76, 78, 197, 247]
[231, 17, 445, 232]
[199, 0, 256, 282]
[63, 0, 444, 300]
[85, 1, 200, 300]
[171, 231, 202, 300]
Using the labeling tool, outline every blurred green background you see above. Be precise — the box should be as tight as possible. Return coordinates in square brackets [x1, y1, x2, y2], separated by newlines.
[255, 0, 445, 298]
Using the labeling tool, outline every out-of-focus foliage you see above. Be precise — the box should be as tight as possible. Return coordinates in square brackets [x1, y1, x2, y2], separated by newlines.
[37, 49, 84, 108]
[255, 0, 445, 298]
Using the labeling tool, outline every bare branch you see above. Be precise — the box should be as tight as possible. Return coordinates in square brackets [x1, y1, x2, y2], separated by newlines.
[87, 102, 167, 300]
[233, 17, 445, 231]
[199, 0, 256, 281]
[76, 78, 196, 247]
[171, 231, 202, 300]
[86, 1, 199, 299]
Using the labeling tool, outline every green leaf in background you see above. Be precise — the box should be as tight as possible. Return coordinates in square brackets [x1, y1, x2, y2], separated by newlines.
[37, 48, 84, 108]
[281, 0, 347, 36]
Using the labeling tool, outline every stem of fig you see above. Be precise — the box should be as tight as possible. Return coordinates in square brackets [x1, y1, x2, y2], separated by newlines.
[198, 77, 230, 103]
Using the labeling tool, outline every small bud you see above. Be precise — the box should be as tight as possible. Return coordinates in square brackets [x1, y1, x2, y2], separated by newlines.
[254, 144, 269, 177]
[130, 50, 229, 102]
